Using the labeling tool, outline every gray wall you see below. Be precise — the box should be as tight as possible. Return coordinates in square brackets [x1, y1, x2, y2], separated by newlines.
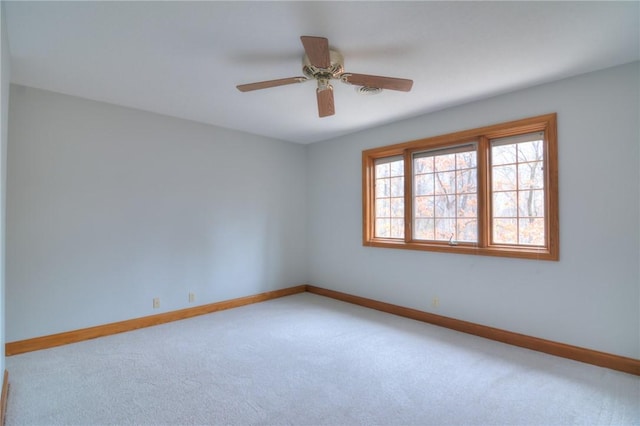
[6, 62, 639, 360]
[307, 62, 640, 359]
[1, 3, 10, 371]
[6, 86, 308, 341]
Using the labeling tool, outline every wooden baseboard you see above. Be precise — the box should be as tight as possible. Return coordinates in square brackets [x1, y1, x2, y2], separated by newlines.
[6, 285, 307, 356]
[1, 370, 8, 426]
[6, 283, 639, 376]
[306, 285, 640, 376]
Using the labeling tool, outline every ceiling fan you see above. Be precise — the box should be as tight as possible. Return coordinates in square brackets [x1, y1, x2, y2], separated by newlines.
[236, 36, 413, 118]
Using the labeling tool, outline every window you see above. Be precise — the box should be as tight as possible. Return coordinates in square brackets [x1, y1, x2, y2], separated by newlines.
[374, 156, 404, 238]
[362, 114, 558, 260]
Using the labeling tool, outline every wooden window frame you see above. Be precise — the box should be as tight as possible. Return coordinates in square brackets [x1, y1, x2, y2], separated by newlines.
[362, 113, 559, 260]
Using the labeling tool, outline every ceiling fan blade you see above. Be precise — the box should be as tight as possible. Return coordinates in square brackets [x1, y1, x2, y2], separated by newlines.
[301, 36, 330, 69]
[316, 86, 335, 117]
[237, 76, 307, 92]
[342, 73, 413, 92]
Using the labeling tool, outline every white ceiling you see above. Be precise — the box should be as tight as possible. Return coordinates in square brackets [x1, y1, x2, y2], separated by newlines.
[4, 1, 639, 144]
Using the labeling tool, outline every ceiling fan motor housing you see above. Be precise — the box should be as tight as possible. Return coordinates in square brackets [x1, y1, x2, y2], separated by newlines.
[302, 50, 345, 80]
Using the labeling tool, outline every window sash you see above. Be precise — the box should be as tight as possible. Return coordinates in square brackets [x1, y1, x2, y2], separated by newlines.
[373, 156, 405, 239]
[489, 132, 547, 248]
[411, 144, 478, 244]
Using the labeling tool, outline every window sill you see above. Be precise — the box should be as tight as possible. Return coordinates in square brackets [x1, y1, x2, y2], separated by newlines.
[364, 239, 558, 261]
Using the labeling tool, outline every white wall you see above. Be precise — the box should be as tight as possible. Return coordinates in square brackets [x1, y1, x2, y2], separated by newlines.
[307, 62, 640, 359]
[0, 2, 10, 371]
[6, 85, 307, 341]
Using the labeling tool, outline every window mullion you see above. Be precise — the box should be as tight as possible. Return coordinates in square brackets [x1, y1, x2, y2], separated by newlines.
[477, 136, 490, 248]
[362, 154, 375, 244]
[403, 149, 412, 243]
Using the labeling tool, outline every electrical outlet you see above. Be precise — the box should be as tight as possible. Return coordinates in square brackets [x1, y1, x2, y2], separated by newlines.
[432, 297, 439, 308]
[153, 297, 160, 309]
[189, 292, 195, 303]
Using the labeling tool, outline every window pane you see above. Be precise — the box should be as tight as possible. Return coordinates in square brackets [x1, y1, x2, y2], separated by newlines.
[435, 218, 456, 240]
[434, 195, 455, 217]
[376, 162, 390, 178]
[376, 218, 390, 238]
[375, 179, 390, 198]
[391, 197, 404, 218]
[414, 156, 434, 174]
[457, 169, 477, 193]
[435, 153, 457, 172]
[518, 190, 544, 218]
[519, 218, 545, 246]
[415, 174, 434, 196]
[390, 177, 404, 197]
[493, 191, 517, 217]
[434, 171, 456, 194]
[492, 165, 517, 191]
[456, 151, 477, 169]
[457, 194, 477, 217]
[390, 219, 404, 238]
[414, 196, 434, 218]
[457, 219, 477, 242]
[492, 144, 516, 165]
[493, 218, 518, 244]
[375, 198, 390, 217]
[518, 161, 544, 190]
[390, 160, 404, 177]
[517, 140, 543, 163]
[414, 218, 434, 240]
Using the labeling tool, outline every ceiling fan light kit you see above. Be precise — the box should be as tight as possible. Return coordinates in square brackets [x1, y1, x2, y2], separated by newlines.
[236, 36, 413, 118]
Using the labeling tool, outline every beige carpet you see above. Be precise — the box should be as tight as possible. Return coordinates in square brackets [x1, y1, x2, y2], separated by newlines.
[6, 293, 640, 425]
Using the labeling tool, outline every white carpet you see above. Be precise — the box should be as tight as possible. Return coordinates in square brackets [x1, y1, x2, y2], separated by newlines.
[6, 293, 640, 425]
